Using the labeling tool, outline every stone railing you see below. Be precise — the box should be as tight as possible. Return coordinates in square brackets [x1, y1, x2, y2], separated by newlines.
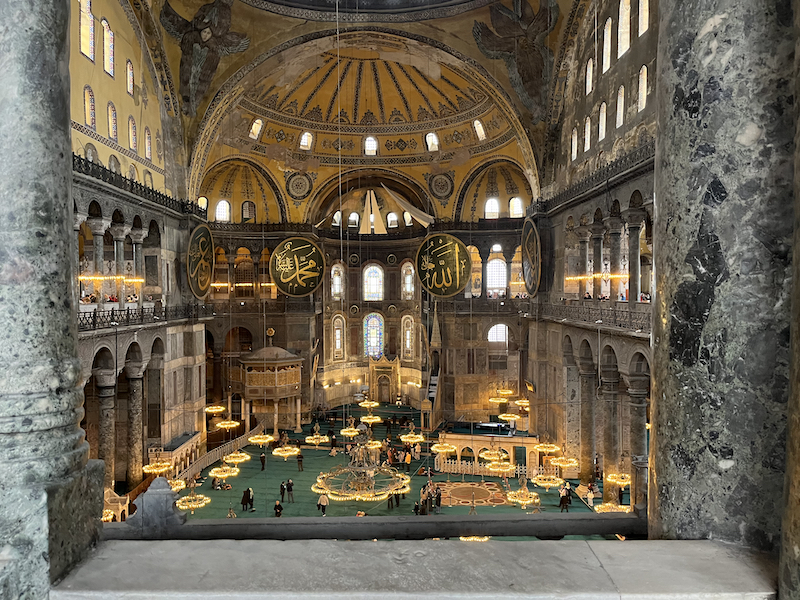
[175, 421, 264, 482]
[77, 304, 215, 331]
[435, 459, 558, 480]
[209, 222, 313, 233]
[537, 301, 652, 332]
[435, 298, 531, 315]
[73, 154, 207, 218]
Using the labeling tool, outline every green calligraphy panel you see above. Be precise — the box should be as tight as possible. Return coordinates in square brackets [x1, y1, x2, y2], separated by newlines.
[521, 217, 541, 297]
[269, 237, 325, 297]
[415, 234, 471, 298]
[186, 224, 215, 299]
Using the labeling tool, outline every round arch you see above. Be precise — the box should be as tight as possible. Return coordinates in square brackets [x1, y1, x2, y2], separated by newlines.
[453, 157, 532, 221]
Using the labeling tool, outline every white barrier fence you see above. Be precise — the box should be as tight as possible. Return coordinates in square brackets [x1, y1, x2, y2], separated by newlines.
[176, 421, 264, 482]
[435, 457, 558, 479]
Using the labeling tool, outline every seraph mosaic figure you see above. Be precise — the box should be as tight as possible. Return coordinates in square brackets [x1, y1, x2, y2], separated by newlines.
[472, 0, 558, 122]
[161, 0, 250, 116]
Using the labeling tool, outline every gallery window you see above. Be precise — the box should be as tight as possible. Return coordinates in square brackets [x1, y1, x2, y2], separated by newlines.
[487, 259, 507, 293]
[363, 313, 384, 358]
[363, 265, 384, 301]
[603, 18, 612, 72]
[638, 65, 648, 111]
[401, 263, 415, 300]
[333, 315, 345, 359]
[484, 198, 500, 219]
[101, 19, 114, 75]
[215, 200, 231, 222]
[84, 86, 95, 130]
[331, 264, 344, 300]
[80, 0, 95, 61]
[618, 0, 631, 57]
[585, 58, 594, 95]
[402, 316, 414, 361]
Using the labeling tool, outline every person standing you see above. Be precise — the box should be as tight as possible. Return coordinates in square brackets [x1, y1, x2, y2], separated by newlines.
[387, 494, 394, 510]
[413, 443, 421, 460]
[413, 501, 420, 515]
[404, 450, 412, 472]
[435, 487, 442, 514]
[559, 486, 570, 512]
[260, 452, 266, 470]
[241, 488, 250, 512]
[586, 488, 595, 508]
[248, 488, 254, 511]
[317, 493, 329, 516]
[297, 452, 304, 471]
[280, 481, 286, 503]
[287, 479, 294, 503]
[274, 500, 283, 517]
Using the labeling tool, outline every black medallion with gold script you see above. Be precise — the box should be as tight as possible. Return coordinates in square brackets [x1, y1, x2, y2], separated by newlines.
[186, 223, 214, 299]
[415, 234, 471, 298]
[521, 217, 542, 297]
[269, 237, 325, 297]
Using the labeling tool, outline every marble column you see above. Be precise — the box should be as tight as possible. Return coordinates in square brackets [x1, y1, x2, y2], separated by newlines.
[130, 228, 145, 309]
[295, 397, 303, 433]
[503, 247, 515, 299]
[478, 245, 490, 298]
[590, 224, 604, 300]
[624, 212, 644, 303]
[601, 366, 620, 503]
[88, 217, 109, 300]
[605, 217, 624, 300]
[628, 375, 649, 507]
[273, 400, 279, 436]
[0, 1, 104, 593]
[110, 224, 126, 310]
[95, 369, 117, 490]
[74, 213, 87, 301]
[125, 362, 145, 489]
[578, 358, 597, 485]
[653, 0, 792, 555]
[575, 227, 590, 299]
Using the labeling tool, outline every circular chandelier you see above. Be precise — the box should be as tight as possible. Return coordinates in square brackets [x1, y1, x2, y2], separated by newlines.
[533, 443, 560, 454]
[208, 464, 239, 479]
[365, 440, 383, 450]
[594, 502, 633, 513]
[223, 451, 251, 464]
[101, 509, 114, 522]
[175, 488, 211, 514]
[204, 404, 226, 414]
[488, 396, 508, 404]
[496, 384, 515, 395]
[532, 474, 564, 491]
[216, 419, 239, 430]
[606, 473, 632, 488]
[360, 413, 382, 425]
[487, 461, 516, 475]
[514, 399, 530, 407]
[273, 446, 300, 461]
[142, 457, 171, 475]
[479, 447, 508, 462]
[459, 536, 490, 542]
[248, 433, 275, 446]
[168, 478, 186, 493]
[340, 416, 360, 438]
[506, 478, 540, 509]
[312, 431, 411, 502]
[550, 457, 579, 469]
[399, 423, 425, 444]
[498, 413, 521, 421]
[358, 400, 379, 409]
[306, 433, 330, 446]
[430, 442, 456, 454]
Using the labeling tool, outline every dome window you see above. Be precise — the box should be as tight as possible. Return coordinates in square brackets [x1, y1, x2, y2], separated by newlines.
[249, 119, 263, 140]
[473, 120, 487, 141]
[387, 212, 399, 228]
[425, 132, 439, 152]
[364, 136, 378, 156]
[299, 131, 313, 150]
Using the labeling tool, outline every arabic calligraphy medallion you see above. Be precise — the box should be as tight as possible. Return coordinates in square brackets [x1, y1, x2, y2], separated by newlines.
[186, 224, 215, 299]
[521, 217, 541, 297]
[269, 237, 325, 297]
[415, 234, 471, 298]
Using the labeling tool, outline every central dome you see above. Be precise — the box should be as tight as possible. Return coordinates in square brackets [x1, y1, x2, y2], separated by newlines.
[240, 0, 494, 22]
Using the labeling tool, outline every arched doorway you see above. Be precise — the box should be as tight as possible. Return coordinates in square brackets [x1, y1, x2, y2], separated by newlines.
[378, 375, 391, 403]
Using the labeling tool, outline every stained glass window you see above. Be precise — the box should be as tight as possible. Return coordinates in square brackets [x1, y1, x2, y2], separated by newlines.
[126, 60, 134, 95]
[128, 116, 137, 151]
[402, 316, 414, 360]
[401, 263, 415, 300]
[618, 0, 631, 58]
[101, 19, 114, 75]
[363, 313, 384, 359]
[331, 264, 344, 300]
[333, 315, 344, 359]
[145, 127, 152, 159]
[80, 0, 94, 61]
[107, 103, 117, 141]
[83, 87, 95, 130]
[363, 265, 383, 301]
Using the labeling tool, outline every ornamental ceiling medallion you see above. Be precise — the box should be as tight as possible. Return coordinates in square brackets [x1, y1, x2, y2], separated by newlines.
[186, 224, 215, 299]
[521, 217, 541, 297]
[415, 234, 471, 298]
[269, 237, 325, 297]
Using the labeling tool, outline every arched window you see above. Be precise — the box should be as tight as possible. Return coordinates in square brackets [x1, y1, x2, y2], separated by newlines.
[332, 210, 342, 227]
[616, 86, 625, 128]
[249, 119, 263, 140]
[403, 212, 413, 227]
[331, 264, 344, 301]
[242, 201, 256, 221]
[387, 212, 398, 228]
[486, 258, 507, 294]
[571, 128, 578, 160]
[80, 0, 95, 61]
[618, 0, 631, 58]
[107, 103, 117, 141]
[126, 60, 134, 95]
[299, 131, 313, 150]
[128, 116, 137, 151]
[425, 132, 439, 152]
[474, 120, 487, 141]
[101, 19, 114, 75]
[599, 102, 607, 141]
[509, 197, 524, 218]
[197, 197, 208, 210]
[488, 323, 508, 342]
[402, 316, 414, 361]
[145, 127, 152, 160]
[108, 155, 120, 173]
[363, 313, 384, 359]
[215, 200, 231, 222]
[484, 198, 500, 219]
[333, 315, 345, 359]
[491, 243, 502, 252]
[584, 117, 592, 152]
[83, 87, 95, 130]
[639, 0, 649, 35]
[585, 58, 594, 95]
[363, 265, 384, 301]
[401, 263, 415, 300]
[638, 65, 648, 111]
[603, 18, 612, 72]
[348, 212, 359, 227]
[364, 136, 378, 156]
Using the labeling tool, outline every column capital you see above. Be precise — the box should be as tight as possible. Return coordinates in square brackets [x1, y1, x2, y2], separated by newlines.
[129, 228, 146, 244]
[604, 216, 625, 235]
[589, 222, 606, 239]
[87, 217, 110, 237]
[124, 361, 146, 379]
[74, 212, 88, 231]
[109, 223, 129, 242]
[574, 226, 592, 242]
[578, 357, 596, 376]
[93, 368, 117, 389]
[623, 209, 647, 228]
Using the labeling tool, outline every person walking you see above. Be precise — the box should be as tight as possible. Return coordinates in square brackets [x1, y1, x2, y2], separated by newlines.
[404, 450, 412, 472]
[413, 443, 421, 460]
[274, 500, 283, 517]
[248, 488, 254, 511]
[559, 486, 570, 512]
[240, 488, 250, 512]
[387, 494, 394, 509]
[280, 481, 286, 503]
[260, 452, 266, 470]
[317, 493, 329, 516]
[413, 501, 420, 515]
[287, 479, 294, 503]
[297, 452, 304, 471]
[586, 488, 595, 508]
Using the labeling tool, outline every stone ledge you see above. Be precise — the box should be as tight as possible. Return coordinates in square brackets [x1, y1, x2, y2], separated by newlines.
[52, 539, 777, 599]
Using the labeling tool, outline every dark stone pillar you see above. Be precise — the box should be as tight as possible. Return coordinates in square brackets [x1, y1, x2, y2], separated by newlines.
[0, 0, 104, 593]
[130, 228, 145, 309]
[652, 0, 792, 553]
[212, 350, 224, 402]
[503, 247, 516, 299]
[95, 369, 117, 490]
[478, 244, 490, 299]
[126, 362, 145, 489]
[628, 375, 649, 508]
[605, 217, 624, 300]
[88, 217, 108, 300]
[624, 211, 644, 303]
[111, 224, 126, 309]
[601, 365, 620, 503]
[590, 223, 604, 300]
[578, 358, 597, 485]
[575, 227, 590, 299]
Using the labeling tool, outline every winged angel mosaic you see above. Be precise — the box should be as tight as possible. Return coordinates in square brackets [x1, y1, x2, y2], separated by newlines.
[160, 0, 250, 116]
[472, 0, 558, 122]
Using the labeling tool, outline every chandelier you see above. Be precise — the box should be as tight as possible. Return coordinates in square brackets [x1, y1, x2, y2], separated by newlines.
[175, 486, 211, 514]
[533, 443, 560, 454]
[531, 474, 564, 491]
[366, 440, 383, 450]
[358, 400, 379, 409]
[459, 536, 490, 542]
[488, 396, 508, 404]
[142, 455, 171, 475]
[340, 415, 360, 438]
[101, 509, 115, 522]
[550, 456, 579, 470]
[430, 442, 456, 454]
[594, 502, 633, 513]
[496, 382, 515, 395]
[498, 413, 521, 422]
[514, 399, 530, 408]
[216, 419, 239, 430]
[223, 451, 251, 464]
[479, 444, 508, 462]
[606, 473, 632, 488]
[273, 446, 300, 461]
[208, 463, 239, 479]
[168, 478, 186, 493]
[487, 461, 516, 475]
[311, 430, 410, 502]
[204, 404, 226, 414]
[248, 433, 275, 447]
[399, 423, 424, 444]
[506, 478, 540, 509]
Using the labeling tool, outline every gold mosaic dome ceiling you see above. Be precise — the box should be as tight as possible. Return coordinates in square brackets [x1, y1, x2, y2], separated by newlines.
[200, 160, 286, 223]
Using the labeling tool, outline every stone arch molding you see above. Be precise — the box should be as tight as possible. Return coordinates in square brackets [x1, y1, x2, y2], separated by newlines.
[79, 332, 166, 383]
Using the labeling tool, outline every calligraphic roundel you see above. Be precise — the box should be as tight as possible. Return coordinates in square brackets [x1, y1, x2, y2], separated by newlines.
[415, 234, 471, 298]
[186, 224, 215, 299]
[521, 217, 541, 297]
[269, 237, 326, 297]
